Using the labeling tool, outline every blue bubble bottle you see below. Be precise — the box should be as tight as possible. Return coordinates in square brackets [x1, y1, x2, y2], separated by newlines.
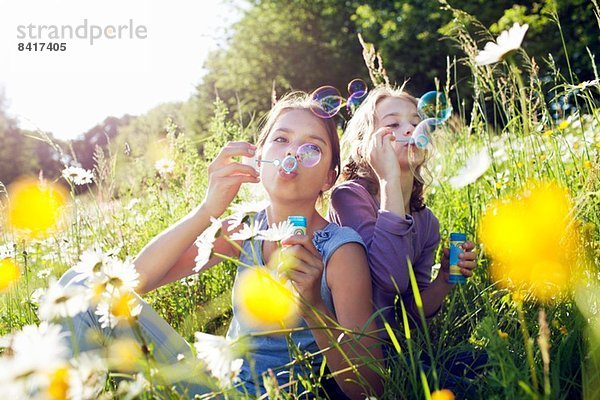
[288, 216, 307, 236]
[448, 232, 467, 284]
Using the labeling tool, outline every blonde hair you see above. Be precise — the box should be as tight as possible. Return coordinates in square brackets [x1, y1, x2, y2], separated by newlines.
[340, 85, 432, 211]
[256, 91, 341, 185]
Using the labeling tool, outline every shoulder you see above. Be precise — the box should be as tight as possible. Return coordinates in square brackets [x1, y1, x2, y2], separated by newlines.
[414, 206, 439, 225]
[313, 223, 367, 265]
[331, 179, 370, 199]
[413, 206, 440, 242]
[330, 179, 375, 210]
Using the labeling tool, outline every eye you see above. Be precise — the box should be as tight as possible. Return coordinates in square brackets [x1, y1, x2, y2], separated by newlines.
[273, 136, 288, 143]
[386, 123, 400, 129]
[410, 118, 421, 126]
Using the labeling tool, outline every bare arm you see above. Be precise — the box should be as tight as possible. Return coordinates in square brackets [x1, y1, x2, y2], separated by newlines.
[136, 209, 239, 293]
[308, 243, 384, 399]
[135, 141, 259, 294]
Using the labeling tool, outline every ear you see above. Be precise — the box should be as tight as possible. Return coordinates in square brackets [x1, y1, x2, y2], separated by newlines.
[321, 169, 336, 192]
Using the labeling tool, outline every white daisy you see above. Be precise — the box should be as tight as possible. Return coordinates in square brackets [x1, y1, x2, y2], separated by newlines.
[448, 148, 492, 189]
[62, 166, 94, 185]
[226, 212, 249, 232]
[0, 243, 16, 259]
[475, 23, 529, 66]
[36, 267, 52, 279]
[30, 287, 45, 304]
[117, 373, 150, 400]
[37, 278, 90, 320]
[229, 222, 261, 241]
[228, 200, 269, 216]
[68, 352, 107, 400]
[256, 220, 295, 242]
[73, 247, 110, 279]
[100, 258, 140, 292]
[155, 158, 175, 176]
[194, 332, 243, 388]
[2, 322, 71, 375]
[193, 217, 222, 272]
[95, 289, 143, 329]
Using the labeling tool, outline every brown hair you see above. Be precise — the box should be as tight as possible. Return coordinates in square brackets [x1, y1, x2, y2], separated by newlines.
[340, 85, 431, 211]
[256, 91, 341, 187]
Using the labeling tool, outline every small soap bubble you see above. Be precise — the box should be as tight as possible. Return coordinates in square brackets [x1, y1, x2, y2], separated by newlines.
[281, 155, 298, 173]
[310, 86, 343, 119]
[346, 90, 367, 115]
[411, 118, 441, 150]
[347, 79, 368, 95]
[417, 91, 452, 122]
[296, 143, 321, 168]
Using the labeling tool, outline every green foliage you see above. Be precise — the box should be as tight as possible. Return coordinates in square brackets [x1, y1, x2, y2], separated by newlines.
[190, 0, 368, 134]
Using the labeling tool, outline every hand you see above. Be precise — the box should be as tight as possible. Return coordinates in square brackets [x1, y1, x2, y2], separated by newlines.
[279, 235, 326, 313]
[439, 240, 478, 283]
[202, 142, 260, 218]
[365, 127, 401, 181]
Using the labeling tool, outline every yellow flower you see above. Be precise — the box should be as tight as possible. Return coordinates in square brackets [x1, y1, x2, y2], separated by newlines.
[516, 162, 524, 169]
[107, 338, 143, 372]
[47, 365, 70, 400]
[0, 258, 20, 292]
[498, 330, 509, 340]
[431, 389, 455, 400]
[112, 291, 138, 320]
[495, 181, 504, 190]
[540, 154, 547, 162]
[583, 161, 592, 169]
[557, 120, 569, 130]
[479, 181, 582, 301]
[5, 178, 67, 238]
[512, 291, 525, 304]
[236, 266, 299, 330]
[543, 130, 553, 137]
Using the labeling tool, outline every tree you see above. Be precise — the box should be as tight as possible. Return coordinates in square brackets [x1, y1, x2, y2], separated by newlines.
[189, 0, 369, 136]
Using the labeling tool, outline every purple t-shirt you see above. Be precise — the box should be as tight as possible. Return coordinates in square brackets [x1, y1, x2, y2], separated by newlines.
[328, 178, 441, 332]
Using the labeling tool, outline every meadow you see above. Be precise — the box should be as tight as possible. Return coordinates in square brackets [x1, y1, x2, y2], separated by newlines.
[0, 7, 599, 400]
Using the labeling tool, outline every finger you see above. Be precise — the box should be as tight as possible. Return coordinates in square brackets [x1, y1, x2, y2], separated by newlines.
[461, 268, 474, 277]
[222, 175, 260, 186]
[281, 235, 321, 259]
[461, 241, 476, 251]
[442, 248, 450, 257]
[215, 142, 257, 162]
[213, 162, 260, 178]
[459, 259, 477, 269]
[459, 252, 477, 262]
[279, 245, 322, 271]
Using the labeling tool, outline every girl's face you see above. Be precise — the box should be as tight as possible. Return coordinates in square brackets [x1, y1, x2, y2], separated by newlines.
[373, 96, 425, 169]
[258, 109, 335, 203]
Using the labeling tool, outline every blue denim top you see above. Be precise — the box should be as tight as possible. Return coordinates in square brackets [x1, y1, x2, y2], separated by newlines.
[226, 209, 366, 395]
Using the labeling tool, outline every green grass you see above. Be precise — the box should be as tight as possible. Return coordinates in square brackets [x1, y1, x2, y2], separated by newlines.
[1, 7, 599, 399]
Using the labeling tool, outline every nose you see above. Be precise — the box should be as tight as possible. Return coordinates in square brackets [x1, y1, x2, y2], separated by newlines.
[396, 122, 415, 138]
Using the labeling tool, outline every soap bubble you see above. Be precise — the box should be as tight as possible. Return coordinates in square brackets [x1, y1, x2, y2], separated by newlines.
[296, 143, 321, 168]
[417, 91, 452, 122]
[310, 86, 343, 118]
[347, 79, 368, 96]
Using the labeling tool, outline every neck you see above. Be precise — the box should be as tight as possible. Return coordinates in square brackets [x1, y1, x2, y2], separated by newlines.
[265, 199, 326, 233]
[373, 170, 414, 212]
[400, 172, 414, 212]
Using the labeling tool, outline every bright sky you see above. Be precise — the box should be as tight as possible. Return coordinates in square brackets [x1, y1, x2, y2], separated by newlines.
[0, 0, 240, 140]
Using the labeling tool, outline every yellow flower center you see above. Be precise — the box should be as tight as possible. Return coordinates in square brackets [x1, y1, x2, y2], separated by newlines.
[0, 259, 20, 292]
